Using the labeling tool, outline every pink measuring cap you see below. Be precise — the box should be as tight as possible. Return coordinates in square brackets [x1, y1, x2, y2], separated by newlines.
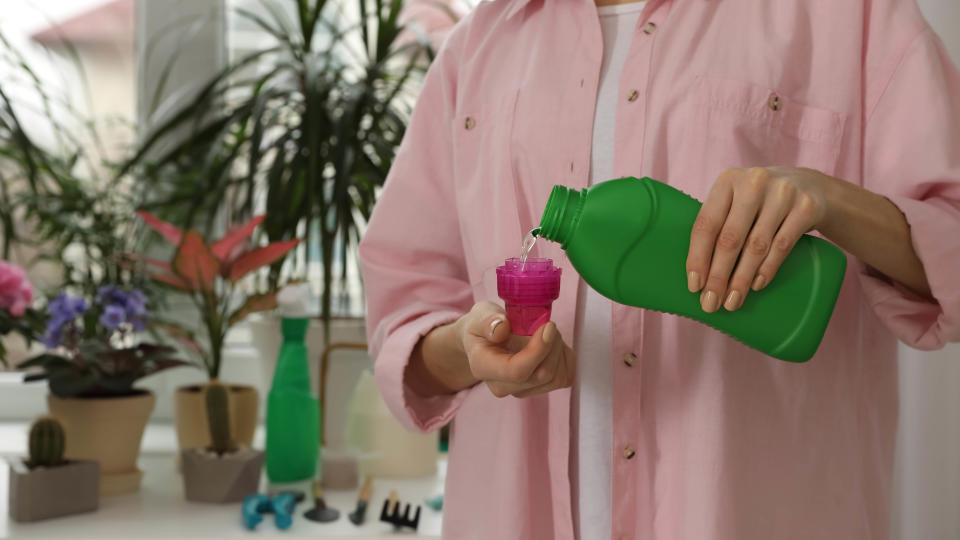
[496, 258, 562, 336]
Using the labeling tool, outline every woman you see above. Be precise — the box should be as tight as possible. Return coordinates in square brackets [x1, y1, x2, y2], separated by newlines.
[359, 0, 960, 538]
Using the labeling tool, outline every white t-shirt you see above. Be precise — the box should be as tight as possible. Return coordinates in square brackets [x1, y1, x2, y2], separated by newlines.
[573, 2, 645, 540]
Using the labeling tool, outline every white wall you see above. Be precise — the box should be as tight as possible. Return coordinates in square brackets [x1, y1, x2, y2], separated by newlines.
[891, 2, 960, 539]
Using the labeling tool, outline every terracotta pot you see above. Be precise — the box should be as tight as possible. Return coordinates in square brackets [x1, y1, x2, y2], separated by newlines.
[7, 457, 99, 522]
[174, 384, 258, 452]
[47, 392, 155, 495]
[181, 448, 263, 503]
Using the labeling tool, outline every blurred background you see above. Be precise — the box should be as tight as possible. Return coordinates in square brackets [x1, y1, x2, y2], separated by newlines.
[0, 0, 956, 538]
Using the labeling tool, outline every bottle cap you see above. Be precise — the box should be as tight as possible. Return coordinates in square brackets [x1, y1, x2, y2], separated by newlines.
[496, 258, 562, 305]
[277, 283, 310, 318]
[496, 258, 561, 336]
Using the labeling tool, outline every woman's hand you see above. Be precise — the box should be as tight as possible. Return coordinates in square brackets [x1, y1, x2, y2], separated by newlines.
[686, 167, 830, 312]
[408, 301, 575, 399]
[456, 302, 576, 398]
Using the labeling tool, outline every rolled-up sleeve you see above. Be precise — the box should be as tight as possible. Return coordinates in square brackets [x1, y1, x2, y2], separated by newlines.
[862, 27, 960, 349]
[357, 24, 473, 433]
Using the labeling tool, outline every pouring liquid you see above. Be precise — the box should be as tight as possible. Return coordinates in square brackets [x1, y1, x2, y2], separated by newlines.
[519, 228, 541, 271]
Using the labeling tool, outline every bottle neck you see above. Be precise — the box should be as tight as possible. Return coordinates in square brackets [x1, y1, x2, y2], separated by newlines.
[281, 317, 309, 341]
[538, 185, 585, 247]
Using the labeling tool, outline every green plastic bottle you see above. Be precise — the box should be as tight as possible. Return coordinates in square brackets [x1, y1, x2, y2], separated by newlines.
[536, 177, 847, 362]
[265, 285, 320, 483]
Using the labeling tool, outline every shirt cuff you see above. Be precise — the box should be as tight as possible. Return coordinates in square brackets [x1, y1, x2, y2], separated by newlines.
[858, 195, 960, 349]
[373, 309, 469, 433]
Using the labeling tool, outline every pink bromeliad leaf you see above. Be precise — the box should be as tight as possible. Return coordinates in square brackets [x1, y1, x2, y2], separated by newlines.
[211, 215, 265, 261]
[228, 292, 278, 325]
[122, 253, 174, 271]
[136, 210, 183, 246]
[150, 271, 192, 292]
[228, 240, 300, 283]
[172, 231, 221, 292]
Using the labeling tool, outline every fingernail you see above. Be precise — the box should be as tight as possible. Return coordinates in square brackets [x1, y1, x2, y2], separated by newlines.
[701, 291, 719, 312]
[752, 274, 766, 291]
[537, 368, 550, 383]
[489, 317, 504, 337]
[687, 271, 701, 292]
[724, 290, 742, 311]
[542, 322, 556, 344]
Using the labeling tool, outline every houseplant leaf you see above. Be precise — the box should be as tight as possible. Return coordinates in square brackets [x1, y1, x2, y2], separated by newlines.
[210, 215, 265, 261]
[228, 292, 279, 326]
[173, 230, 220, 292]
[150, 271, 193, 292]
[136, 210, 183, 245]
[227, 239, 300, 283]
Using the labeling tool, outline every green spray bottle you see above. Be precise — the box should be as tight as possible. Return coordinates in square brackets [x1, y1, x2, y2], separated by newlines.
[536, 177, 847, 362]
[265, 284, 320, 483]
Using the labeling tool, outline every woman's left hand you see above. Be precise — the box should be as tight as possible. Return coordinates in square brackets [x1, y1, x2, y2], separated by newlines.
[686, 166, 831, 313]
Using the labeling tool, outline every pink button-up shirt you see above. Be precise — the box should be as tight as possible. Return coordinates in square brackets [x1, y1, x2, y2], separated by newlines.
[358, 0, 960, 538]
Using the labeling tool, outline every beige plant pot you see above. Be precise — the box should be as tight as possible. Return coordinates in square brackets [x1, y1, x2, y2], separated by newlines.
[47, 392, 155, 495]
[174, 384, 258, 452]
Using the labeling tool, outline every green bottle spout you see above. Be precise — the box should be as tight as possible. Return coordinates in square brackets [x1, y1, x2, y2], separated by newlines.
[538, 185, 585, 248]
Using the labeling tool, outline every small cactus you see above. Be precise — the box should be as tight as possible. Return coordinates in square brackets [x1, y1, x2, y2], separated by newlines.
[205, 381, 236, 454]
[28, 416, 65, 468]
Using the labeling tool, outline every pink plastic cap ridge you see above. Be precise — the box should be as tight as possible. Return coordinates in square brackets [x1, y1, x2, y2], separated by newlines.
[496, 258, 561, 335]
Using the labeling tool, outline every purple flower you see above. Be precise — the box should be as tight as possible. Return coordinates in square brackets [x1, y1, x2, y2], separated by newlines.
[96, 285, 121, 306]
[46, 293, 88, 327]
[124, 289, 149, 318]
[99, 304, 126, 330]
[42, 293, 89, 349]
[40, 327, 61, 349]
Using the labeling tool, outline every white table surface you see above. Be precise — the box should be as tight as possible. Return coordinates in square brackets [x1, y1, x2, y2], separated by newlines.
[0, 424, 443, 539]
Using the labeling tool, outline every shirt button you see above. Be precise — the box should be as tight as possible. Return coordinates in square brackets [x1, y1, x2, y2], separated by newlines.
[768, 94, 782, 111]
[623, 445, 636, 459]
[642, 21, 657, 35]
[464, 116, 476, 130]
[623, 352, 637, 367]
[626, 89, 640, 102]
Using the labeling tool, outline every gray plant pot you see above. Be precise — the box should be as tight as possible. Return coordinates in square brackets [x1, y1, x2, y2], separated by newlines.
[7, 457, 99, 522]
[181, 448, 264, 503]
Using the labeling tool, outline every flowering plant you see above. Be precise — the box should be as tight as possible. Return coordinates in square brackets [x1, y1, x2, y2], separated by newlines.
[19, 285, 189, 397]
[130, 212, 299, 380]
[0, 261, 43, 366]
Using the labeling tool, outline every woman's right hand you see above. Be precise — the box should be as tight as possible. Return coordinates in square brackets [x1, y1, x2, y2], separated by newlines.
[408, 302, 576, 399]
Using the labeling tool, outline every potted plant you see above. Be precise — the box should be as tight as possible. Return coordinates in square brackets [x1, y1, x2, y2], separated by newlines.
[131, 211, 299, 454]
[122, 0, 441, 384]
[19, 286, 189, 495]
[181, 381, 264, 503]
[7, 416, 99, 522]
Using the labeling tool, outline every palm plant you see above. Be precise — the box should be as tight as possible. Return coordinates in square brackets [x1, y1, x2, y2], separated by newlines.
[0, 31, 145, 298]
[124, 0, 438, 335]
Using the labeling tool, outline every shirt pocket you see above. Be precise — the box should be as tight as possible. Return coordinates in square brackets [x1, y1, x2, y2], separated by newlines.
[677, 75, 847, 198]
[451, 91, 524, 302]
